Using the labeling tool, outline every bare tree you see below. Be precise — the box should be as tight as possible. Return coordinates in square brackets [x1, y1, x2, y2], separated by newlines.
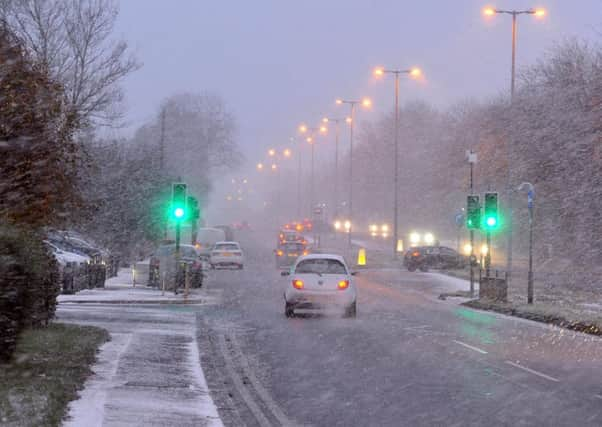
[1, 0, 140, 127]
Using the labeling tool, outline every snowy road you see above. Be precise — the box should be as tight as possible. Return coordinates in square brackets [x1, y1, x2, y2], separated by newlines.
[54, 229, 602, 426]
[198, 230, 602, 427]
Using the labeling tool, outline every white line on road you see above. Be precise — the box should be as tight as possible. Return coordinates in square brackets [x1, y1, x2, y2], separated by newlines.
[594, 394, 602, 400]
[452, 340, 488, 354]
[505, 361, 560, 383]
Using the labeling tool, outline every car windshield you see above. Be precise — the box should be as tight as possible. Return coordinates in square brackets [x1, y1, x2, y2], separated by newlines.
[295, 258, 347, 275]
[282, 243, 304, 251]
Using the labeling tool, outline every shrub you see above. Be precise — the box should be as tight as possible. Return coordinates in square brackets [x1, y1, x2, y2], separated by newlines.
[0, 223, 60, 362]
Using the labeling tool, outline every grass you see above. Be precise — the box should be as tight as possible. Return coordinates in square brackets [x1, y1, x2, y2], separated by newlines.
[0, 323, 109, 427]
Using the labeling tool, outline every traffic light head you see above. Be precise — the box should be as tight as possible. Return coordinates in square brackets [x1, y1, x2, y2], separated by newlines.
[187, 195, 200, 221]
[171, 183, 187, 221]
[466, 195, 480, 230]
[483, 192, 499, 231]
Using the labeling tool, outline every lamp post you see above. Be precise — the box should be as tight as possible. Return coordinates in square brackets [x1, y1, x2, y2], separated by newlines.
[322, 117, 344, 220]
[374, 66, 421, 257]
[483, 5, 546, 289]
[336, 98, 371, 247]
[518, 182, 535, 304]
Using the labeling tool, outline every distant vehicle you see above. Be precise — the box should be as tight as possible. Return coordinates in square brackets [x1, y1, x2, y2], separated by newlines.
[210, 241, 244, 269]
[213, 225, 235, 241]
[403, 246, 467, 272]
[275, 241, 308, 269]
[149, 243, 204, 288]
[282, 254, 357, 318]
[196, 227, 226, 258]
[232, 221, 251, 231]
[277, 229, 303, 245]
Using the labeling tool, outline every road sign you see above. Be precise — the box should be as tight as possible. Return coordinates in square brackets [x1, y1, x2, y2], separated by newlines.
[455, 212, 464, 227]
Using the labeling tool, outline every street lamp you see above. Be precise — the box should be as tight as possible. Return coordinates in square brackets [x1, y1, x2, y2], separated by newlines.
[482, 6, 546, 98]
[299, 123, 328, 217]
[336, 97, 372, 247]
[483, 5, 546, 287]
[256, 162, 264, 171]
[268, 148, 276, 157]
[373, 65, 422, 257]
[323, 116, 345, 220]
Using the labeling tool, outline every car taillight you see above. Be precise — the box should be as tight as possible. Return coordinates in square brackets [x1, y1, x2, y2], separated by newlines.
[277, 250, 283, 256]
[412, 251, 420, 257]
[337, 280, 349, 290]
[292, 279, 304, 289]
[302, 250, 308, 256]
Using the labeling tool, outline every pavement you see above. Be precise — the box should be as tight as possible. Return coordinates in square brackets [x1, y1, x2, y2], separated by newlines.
[57, 230, 602, 426]
[56, 270, 222, 427]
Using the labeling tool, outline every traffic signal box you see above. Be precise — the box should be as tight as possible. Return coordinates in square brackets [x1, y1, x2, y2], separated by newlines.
[466, 195, 480, 229]
[171, 183, 187, 220]
[483, 192, 499, 231]
[187, 195, 200, 221]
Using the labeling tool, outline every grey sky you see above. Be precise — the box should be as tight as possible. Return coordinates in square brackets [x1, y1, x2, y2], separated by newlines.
[115, 0, 601, 161]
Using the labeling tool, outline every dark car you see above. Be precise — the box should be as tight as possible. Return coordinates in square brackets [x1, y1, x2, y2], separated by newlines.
[403, 246, 466, 272]
[275, 241, 308, 269]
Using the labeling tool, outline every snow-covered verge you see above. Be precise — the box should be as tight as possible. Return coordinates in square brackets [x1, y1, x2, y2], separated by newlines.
[0, 323, 109, 427]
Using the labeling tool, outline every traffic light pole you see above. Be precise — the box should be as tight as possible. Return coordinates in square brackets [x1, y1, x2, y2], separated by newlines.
[175, 220, 180, 295]
[485, 231, 491, 277]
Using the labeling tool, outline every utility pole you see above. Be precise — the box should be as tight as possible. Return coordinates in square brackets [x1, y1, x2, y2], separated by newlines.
[518, 182, 535, 304]
[159, 106, 166, 170]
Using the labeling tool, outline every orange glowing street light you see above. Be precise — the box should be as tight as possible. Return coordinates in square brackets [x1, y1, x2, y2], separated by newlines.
[256, 162, 264, 170]
[283, 148, 291, 157]
[481, 6, 547, 98]
[298, 124, 308, 133]
[482, 4, 547, 288]
[335, 97, 373, 247]
[271, 163, 277, 171]
[268, 148, 276, 157]
[372, 64, 422, 256]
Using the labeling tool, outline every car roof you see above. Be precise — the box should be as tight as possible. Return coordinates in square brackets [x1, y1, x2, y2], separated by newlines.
[214, 241, 239, 245]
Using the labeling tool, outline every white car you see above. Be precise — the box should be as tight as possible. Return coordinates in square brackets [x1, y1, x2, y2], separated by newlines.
[282, 254, 357, 318]
[210, 241, 244, 269]
[44, 240, 90, 267]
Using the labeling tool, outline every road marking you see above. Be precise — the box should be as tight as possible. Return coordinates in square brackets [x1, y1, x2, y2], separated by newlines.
[452, 340, 488, 354]
[229, 334, 295, 427]
[505, 361, 560, 383]
[217, 335, 272, 427]
[403, 325, 430, 330]
[594, 394, 602, 400]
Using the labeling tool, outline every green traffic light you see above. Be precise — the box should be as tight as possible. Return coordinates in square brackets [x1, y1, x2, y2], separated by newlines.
[486, 217, 497, 227]
[174, 207, 184, 218]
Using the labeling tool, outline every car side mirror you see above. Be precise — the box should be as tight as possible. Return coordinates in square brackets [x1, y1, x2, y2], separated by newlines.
[281, 271, 290, 276]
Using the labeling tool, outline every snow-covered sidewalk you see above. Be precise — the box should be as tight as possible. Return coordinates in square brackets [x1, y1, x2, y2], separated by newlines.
[57, 296, 222, 426]
[58, 268, 206, 304]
